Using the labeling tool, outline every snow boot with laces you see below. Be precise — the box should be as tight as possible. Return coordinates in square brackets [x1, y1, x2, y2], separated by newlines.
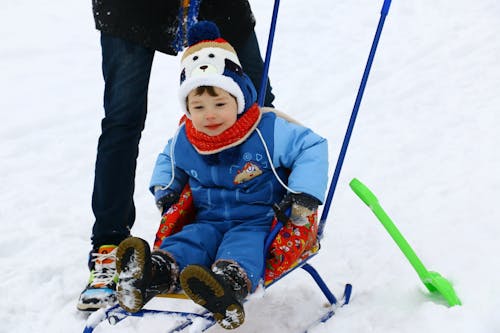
[77, 244, 118, 311]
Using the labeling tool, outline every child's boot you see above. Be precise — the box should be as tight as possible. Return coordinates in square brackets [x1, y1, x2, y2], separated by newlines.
[180, 261, 249, 329]
[116, 237, 177, 313]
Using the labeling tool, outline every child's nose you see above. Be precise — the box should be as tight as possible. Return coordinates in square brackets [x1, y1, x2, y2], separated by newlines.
[205, 109, 216, 119]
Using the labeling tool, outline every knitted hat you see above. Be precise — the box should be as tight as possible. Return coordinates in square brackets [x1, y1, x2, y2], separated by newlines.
[179, 21, 257, 116]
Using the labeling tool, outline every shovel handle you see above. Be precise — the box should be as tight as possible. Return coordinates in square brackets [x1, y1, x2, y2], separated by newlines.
[349, 178, 430, 280]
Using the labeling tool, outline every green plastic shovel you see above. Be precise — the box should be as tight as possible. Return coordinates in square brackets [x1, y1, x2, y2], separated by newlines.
[349, 178, 461, 307]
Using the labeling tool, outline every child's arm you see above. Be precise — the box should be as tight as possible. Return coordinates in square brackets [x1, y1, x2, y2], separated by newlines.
[273, 117, 329, 203]
[149, 139, 189, 211]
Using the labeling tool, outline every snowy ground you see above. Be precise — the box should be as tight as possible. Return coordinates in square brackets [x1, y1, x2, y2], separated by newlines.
[2, 0, 500, 332]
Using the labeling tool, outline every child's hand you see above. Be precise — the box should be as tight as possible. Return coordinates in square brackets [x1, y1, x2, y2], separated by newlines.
[154, 187, 180, 215]
[275, 193, 320, 226]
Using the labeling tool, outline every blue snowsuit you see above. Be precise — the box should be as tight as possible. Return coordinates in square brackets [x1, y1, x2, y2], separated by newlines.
[150, 111, 328, 289]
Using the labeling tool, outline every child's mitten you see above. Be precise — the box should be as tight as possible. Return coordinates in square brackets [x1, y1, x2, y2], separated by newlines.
[275, 193, 320, 226]
[154, 186, 180, 215]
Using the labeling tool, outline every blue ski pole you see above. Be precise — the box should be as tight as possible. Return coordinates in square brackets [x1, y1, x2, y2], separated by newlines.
[318, 0, 393, 238]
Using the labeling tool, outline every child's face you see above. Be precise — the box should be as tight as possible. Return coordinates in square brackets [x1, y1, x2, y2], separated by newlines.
[187, 87, 238, 136]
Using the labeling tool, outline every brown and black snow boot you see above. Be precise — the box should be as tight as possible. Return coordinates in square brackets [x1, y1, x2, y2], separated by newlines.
[116, 237, 177, 313]
[180, 261, 249, 329]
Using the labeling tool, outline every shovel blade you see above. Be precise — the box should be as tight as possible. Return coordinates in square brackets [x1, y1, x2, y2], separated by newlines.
[423, 271, 462, 307]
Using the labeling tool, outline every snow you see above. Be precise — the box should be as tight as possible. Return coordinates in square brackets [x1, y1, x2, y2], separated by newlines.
[1, 0, 500, 332]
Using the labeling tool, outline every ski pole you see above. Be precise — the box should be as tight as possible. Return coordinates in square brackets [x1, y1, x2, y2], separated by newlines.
[258, 0, 280, 106]
[318, 0, 393, 238]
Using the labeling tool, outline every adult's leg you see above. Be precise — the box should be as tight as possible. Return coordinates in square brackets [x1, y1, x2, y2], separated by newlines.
[235, 30, 275, 107]
[91, 33, 155, 247]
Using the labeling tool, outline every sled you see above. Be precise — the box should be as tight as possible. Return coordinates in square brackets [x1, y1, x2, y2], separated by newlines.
[83, 180, 352, 333]
[83, 155, 352, 332]
[82, 209, 353, 333]
[83, 259, 351, 333]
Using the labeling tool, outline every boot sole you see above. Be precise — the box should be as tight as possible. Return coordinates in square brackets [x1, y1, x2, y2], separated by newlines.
[116, 237, 151, 313]
[180, 265, 244, 329]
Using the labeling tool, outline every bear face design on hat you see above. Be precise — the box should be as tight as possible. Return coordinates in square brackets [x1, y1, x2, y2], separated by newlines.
[178, 21, 257, 116]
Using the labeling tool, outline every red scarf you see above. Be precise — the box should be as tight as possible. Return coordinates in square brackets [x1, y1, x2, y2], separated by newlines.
[184, 103, 261, 155]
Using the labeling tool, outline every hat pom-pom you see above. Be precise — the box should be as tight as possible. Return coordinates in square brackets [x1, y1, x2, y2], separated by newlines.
[187, 21, 221, 46]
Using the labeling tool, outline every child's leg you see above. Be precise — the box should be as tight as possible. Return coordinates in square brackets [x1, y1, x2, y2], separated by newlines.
[159, 222, 225, 270]
[179, 219, 271, 330]
[115, 237, 177, 312]
[215, 219, 271, 291]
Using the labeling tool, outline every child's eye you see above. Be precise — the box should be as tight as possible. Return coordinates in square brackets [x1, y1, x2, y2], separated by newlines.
[216, 103, 226, 107]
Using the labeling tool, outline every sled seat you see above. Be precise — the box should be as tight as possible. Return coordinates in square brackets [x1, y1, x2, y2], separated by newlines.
[153, 184, 351, 305]
[153, 185, 316, 283]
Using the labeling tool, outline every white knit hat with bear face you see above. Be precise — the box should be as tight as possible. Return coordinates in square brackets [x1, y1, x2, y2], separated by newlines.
[178, 21, 257, 116]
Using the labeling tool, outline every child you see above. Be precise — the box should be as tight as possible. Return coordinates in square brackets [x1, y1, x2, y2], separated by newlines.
[115, 21, 328, 329]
